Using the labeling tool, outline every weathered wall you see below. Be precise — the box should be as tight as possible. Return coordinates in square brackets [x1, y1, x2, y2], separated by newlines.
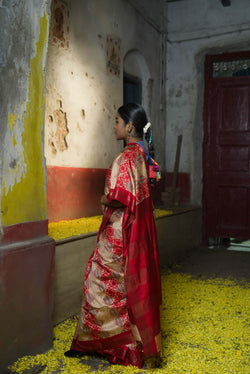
[0, 0, 50, 228]
[166, 0, 250, 205]
[0, 1, 55, 371]
[45, 0, 167, 221]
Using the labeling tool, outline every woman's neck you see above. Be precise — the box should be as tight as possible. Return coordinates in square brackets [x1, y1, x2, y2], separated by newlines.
[126, 136, 143, 143]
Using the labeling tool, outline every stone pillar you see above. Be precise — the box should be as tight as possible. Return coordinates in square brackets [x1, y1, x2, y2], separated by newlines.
[0, 1, 54, 371]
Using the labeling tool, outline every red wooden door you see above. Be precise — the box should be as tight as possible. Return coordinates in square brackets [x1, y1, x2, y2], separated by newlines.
[203, 53, 250, 242]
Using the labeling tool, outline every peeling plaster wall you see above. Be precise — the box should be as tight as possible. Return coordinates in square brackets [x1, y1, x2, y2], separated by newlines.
[0, 2, 55, 370]
[166, 0, 250, 205]
[45, 0, 166, 170]
[0, 0, 51, 228]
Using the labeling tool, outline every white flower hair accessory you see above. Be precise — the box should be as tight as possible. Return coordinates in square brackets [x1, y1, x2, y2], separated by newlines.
[143, 122, 151, 133]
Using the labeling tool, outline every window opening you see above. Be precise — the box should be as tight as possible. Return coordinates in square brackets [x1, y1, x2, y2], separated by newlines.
[212, 59, 250, 78]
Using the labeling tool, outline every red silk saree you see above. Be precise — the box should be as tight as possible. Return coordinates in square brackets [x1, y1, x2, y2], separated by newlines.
[71, 143, 162, 367]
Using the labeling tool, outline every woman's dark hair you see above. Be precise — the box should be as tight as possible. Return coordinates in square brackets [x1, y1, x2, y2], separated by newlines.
[118, 102, 155, 158]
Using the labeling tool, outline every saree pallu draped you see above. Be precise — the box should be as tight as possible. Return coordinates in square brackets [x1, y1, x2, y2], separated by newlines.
[71, 143, 162, 367]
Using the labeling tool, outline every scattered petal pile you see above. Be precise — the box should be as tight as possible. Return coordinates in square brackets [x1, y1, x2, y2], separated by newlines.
[48, 210, 172, 241]
[9, 270, 250, 373]
[48, 216, 103, 241]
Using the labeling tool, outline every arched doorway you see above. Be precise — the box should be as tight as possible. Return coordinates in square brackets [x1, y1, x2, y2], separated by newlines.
[123, 50, 152, 117]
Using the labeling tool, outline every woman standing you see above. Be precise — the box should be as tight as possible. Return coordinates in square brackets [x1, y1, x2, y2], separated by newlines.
[65, 103, 162, 368]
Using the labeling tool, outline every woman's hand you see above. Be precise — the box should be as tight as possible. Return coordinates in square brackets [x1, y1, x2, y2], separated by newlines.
[100, 194, 124, 209]
[100, 195, 108, 213]
[100, 195, 108, 205]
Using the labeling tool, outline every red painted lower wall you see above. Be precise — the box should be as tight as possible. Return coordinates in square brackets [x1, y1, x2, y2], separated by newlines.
[2, 220, 48, 244]
[47, 167, 191, 222]
[0, 221, 55, 372]
[47, 166, 106, 222]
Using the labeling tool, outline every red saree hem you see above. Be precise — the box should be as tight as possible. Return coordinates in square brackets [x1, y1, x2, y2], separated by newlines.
[71, 330, 134, 352]
[123, 195, 162, 358]
[102, 345, 143, 368]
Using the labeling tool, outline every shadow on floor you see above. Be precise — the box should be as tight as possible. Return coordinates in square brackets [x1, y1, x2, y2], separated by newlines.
[169, 245, 250, 280]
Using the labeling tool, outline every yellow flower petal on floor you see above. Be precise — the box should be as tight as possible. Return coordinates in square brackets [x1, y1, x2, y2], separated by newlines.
[48, 216, 103, 241]
[154, 209, 173, 218]
[48, 210, 173, 241]
[9, 271, 250, 374]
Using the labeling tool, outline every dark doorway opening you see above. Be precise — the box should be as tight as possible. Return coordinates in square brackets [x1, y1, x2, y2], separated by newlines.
[123, 73, 142, 147]
[123, 73, 142, 105]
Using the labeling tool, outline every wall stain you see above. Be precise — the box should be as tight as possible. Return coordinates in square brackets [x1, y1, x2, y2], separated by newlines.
[1, 12, 49, 225]
[48, 139, 57, 155]
[53, 108, 69, 152]
[77, 122, 84, 133]
[12, 134, 17, 146]
[49, 0, 70, 49]
[2, 105, 27, 196]
[106, 36, 121, 76]
[176, 88, 182, 97]
[9, 159, 18, 169]
[53, 7, 64, 41]
[176, 84, 183, 97]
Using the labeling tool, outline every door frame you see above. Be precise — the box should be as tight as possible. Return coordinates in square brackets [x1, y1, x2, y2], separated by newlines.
[203, 50, 250, 244]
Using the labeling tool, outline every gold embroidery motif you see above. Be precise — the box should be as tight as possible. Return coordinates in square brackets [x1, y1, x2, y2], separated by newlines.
[130, 323, 142, 342]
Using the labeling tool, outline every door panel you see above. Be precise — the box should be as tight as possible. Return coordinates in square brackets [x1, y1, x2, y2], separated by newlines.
[204, 68, 250, 240]
[219, 146, 249, 171]
[218, 186, 248, 228]
[221, 86, 249, 130]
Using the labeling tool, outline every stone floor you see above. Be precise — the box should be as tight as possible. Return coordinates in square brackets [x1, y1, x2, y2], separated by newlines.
[169, 245, 250, 280]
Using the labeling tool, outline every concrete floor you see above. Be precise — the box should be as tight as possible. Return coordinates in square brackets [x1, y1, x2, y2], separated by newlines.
[170, 245, 250, 280]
